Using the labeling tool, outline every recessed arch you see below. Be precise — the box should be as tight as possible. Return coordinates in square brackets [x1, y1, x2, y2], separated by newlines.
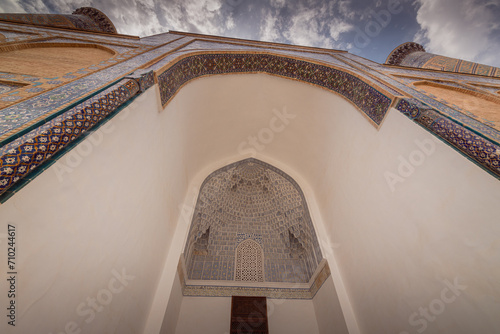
[183, 158, 322, 284]
[156, 51, 394, 127]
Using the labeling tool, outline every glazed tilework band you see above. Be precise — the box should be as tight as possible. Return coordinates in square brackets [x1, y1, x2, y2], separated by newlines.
[0, 78, 140, 196]
[396, 98, 500, 179]
[157, 53, 393, 126]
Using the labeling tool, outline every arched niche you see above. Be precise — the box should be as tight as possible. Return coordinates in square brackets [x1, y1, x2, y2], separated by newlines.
[0, 42, 116, 77]
[183, 158, 322, 284]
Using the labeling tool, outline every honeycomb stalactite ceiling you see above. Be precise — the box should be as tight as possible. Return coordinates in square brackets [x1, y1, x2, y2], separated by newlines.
[193, 159, 311, 249]
[184, 158, 322, 284]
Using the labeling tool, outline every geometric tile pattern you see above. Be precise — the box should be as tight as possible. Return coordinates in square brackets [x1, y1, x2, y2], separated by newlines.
[235, 239, 264, 282]
[184, 158, 323, 284]
[157, 53, 393, 126]
[396, 98, 500, 179]
[0, 78, 139, 196]
[179, 256, 331, 300]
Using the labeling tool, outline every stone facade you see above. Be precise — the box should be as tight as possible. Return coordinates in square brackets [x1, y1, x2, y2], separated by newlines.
[0, 10, 499, 202]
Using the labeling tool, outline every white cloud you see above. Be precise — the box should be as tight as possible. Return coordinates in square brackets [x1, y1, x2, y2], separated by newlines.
[180, 0, 226, 35]
[107, 0, 165, 36]
[415, 0, 500, 67]
[259, 10, 280, 42]
[270, 0, 286, 9]
[0, 0, 367, 58]
[284, 7, 334, 48]
[337, 0, 357, 20]
[2, 0, 230, 37]
[226, 15, 235, 30]
[329, 17, 353, 40]
[0, 0, 29, 13]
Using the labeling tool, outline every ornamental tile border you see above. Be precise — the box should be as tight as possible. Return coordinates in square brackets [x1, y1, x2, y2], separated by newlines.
[179, 256, 331, 299]
[0, 77, 146, 197]
[157, 52, 394, 127]
[396, 98, 500, 179]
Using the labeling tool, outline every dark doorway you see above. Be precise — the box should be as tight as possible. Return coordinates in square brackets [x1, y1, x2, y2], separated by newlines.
[230, 296, 269, 333]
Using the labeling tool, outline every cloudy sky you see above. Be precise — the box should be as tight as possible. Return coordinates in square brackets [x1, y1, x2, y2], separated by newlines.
[2, 0, 499, 66]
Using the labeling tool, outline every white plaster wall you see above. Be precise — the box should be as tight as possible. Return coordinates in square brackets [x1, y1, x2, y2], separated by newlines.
[0, 87, 188, 334]
[174, 297, 231, 334]
[267, 298, 319, 334]
[160, 272, 183, 334]
[314, 276, 349, 334]
[147, 73, 500, 334]
[315, 103, 500, 334]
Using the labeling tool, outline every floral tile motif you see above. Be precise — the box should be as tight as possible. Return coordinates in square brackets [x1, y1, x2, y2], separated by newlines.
[0, 79, 139, 196]
[158, 53, 393, 126]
